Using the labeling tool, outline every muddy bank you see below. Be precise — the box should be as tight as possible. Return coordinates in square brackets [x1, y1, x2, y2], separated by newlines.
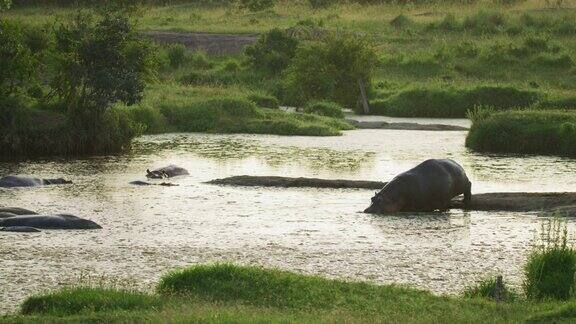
[208, 175, 576, 212]
[142, 31, 258, 55]
[207, 175, 387, 189]
[346, 120, 469, 131]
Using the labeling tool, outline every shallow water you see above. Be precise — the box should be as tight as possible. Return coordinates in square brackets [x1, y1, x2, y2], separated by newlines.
[1, 129, 576, 314]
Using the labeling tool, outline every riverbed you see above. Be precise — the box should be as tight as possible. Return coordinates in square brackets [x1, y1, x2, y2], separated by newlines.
[1, 127, 576, 314]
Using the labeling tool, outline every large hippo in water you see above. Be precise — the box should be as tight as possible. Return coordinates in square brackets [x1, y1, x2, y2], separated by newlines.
[0, 176, 72, 188]
[364, 159, 471, 214]
[0, 214, 101, 229]
[146, 165, 189, 179]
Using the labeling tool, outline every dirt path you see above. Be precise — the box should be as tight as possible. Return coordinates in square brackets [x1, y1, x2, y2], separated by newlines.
[142, 31, 258, 55]
[208, 175, 576, 213]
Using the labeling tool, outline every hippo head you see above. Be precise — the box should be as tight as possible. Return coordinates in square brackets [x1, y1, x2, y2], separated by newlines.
[45, 178, 73, 185]
[364, 190, 404, 214]
[146, 169, 168, 179]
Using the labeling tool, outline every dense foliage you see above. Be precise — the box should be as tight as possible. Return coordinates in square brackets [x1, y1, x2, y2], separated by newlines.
[244, 28, 298, 74]
[283, 34, 377, 109]
[466, 109, 576, 157]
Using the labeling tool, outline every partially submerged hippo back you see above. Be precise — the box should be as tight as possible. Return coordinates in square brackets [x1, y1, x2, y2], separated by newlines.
[0, 176, 72, 188]
[0, 226, 41, 233]
[0, 214, 101, 230]
[146, 165, 189, 179]
[0, 207, 37, 215]
[365, 159, 472, 213]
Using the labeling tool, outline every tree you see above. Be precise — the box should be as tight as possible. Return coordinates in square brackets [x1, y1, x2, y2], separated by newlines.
[52, 11, 156, 116]
[283, 34, 377, 109]
[0, 0, 11, 11]
[0, 19, 34, 97]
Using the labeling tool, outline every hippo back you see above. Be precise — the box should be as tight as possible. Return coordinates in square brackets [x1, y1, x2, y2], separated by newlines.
[0, 176, 44, 188]
[0, 214, 102, 229]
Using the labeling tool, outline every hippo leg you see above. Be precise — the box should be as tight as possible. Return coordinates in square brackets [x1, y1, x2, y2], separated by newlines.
[463, 181, 472, 208]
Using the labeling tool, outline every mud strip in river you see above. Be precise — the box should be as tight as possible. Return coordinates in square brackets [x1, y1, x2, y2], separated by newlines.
[208, 175, 576, 213]
[346, 120, 469, 131]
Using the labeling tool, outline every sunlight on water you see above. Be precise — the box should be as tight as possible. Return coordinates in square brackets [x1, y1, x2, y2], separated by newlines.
[1, 129, 575, 313]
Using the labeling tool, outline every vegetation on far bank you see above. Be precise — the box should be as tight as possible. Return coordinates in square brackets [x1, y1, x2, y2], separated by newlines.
[466, 109, 576, 157]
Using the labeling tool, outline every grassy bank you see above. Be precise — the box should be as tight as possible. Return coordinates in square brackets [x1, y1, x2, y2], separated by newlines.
[466, 109, 576, 157]
[2, 263, 576, 323]
[125, 84, 352, 136]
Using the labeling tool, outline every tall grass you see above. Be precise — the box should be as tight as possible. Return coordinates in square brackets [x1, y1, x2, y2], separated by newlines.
[466, 109, 576, 157]
[524, 218, 576, 301]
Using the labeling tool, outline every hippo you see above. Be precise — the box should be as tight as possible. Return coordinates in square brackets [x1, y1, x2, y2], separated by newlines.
[146, 165, 189, 179]
[0, 226, 41, 233]
[0, 214, 102, 230]
[129, 181, 179, 186]
[364, 159, 471, 214]
[0, 176, 72, 188]
[0, 207, 37, 215]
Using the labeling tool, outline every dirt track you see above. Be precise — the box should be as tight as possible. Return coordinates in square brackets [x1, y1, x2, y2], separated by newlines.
[208, 175, 576, 213]
[142, 31, 258, 55]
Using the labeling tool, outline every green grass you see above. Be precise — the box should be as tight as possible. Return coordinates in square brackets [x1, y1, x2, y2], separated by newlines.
[125, 83, 352, 136]
[524, 218, 576, 301]
[4, 263, 576, 323]
[465, 109, 576, 157]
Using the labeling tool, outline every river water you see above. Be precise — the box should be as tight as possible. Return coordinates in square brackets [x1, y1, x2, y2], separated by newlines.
[1, 126, 576, 314]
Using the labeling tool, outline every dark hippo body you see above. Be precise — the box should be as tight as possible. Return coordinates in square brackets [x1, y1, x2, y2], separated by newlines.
[365, 159, 471, 213]
[0, 207, 37, 215]
[0, 176, 72, 188]
[0, 214, 101, 229]
[0, 226, 41, 233]
[129, 181, 179, 186]
[146, 165, 189, 179]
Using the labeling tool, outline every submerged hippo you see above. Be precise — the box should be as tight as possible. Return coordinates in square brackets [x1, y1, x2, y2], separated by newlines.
[0, 214, 101, 230]
[146, 165, 189, 179]
[0, 226, 41, 233]
[0, 207, 37, 215]
[0, 176, 72, 188]
[129, 181, 179, 186]
[364, 159, 471, 214]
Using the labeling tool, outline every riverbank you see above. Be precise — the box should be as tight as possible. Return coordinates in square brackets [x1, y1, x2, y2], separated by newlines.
[2, 264, 575, 323]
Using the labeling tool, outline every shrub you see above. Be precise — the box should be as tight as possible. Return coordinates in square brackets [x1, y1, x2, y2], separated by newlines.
[20, 287, 162, 316]
[308, 0, 335, 9]
[372, 86, 541, 118]
[463, 276, 517, 301]
[189, 51, 213, 69]
[167, 43, 188, 68]
[245, 28, 298, 74]
[220, 59, 241, 72]
[239, 0, 276, 12]
[462, 11, 507, 34]
[466, 110, 576, 157]
[303, 101, 344, 118]
[0, 19, 35, 97]
[247, 93, 279, 108]
[390, 14, 413, 29]
[524, 218, 576, 300]
[283, 34, 377, 109]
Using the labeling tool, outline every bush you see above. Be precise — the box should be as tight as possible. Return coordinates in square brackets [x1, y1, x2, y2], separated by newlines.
[167, 43, 188, 68]
[220, 59, 241, 72]
[303, 101, 344, 118]
[21, 287, 162, 316]
[466, 110, 576, 157]
[463, 276, 517, 301]
[0, 19, 35, 97]
[179, 70, 238, 86]
[189, 51, 214, 69]
[308, 0, 335, 9]
[283, 34, 377, 109]
[371, 86, 541, 118]
[390, 14, 413, 29]
[239, 0, 276, 12]
[247, 93, 279, 108]
[524, 218, 576, 301]
[245, 28, 298, 74]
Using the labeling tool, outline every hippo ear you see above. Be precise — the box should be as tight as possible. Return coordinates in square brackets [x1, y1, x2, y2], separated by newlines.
[146, 169, 152, 175]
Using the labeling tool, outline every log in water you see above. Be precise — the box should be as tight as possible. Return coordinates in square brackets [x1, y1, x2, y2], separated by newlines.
[208, 175, 576, 213]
